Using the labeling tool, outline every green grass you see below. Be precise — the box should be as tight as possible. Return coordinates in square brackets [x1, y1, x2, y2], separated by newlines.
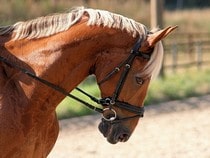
[56, 69, 210, 119]
[145, 69, 210, 105]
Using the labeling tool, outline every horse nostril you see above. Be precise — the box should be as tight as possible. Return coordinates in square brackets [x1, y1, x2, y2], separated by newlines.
[117, 133, 129, 142]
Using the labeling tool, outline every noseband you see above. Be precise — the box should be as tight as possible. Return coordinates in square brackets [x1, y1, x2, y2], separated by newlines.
[0, 37, 151, 124]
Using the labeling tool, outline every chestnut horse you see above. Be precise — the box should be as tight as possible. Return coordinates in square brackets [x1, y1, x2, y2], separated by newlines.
[0, 7, 176, 157]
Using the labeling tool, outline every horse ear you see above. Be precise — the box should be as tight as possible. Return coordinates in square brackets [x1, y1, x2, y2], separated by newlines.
[140, 26, 178, 52]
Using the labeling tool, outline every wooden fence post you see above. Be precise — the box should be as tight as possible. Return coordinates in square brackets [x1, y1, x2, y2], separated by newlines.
[196, 42, 202, 70]
[150, 0, 165, 77]
[150, 0, 164, 28]
[172, 44, 178, 73]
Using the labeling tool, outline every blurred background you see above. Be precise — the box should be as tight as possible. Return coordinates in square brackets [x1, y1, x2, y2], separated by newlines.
[1, 0, 210, 119]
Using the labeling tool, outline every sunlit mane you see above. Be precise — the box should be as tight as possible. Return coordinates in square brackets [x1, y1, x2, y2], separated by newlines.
[0, 7, 148, 40]
[0, 7, 163, 78]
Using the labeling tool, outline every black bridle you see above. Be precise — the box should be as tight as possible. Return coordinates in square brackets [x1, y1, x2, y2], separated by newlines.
[96, 37, 151, 124]
[0, 37, 151, 124]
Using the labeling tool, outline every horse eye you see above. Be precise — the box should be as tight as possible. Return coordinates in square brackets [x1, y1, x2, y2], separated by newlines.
[135, 77, 144, 85]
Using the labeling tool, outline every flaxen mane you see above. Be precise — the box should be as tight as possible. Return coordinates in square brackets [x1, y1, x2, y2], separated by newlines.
[0, 7, 148, 40]
[0, 7, 163, 78]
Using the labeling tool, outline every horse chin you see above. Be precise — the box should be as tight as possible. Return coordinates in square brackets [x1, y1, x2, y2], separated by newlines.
[98, 120, 131, 144]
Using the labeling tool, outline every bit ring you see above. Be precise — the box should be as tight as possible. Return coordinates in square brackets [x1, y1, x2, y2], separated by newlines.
[102, 108, 117, 122]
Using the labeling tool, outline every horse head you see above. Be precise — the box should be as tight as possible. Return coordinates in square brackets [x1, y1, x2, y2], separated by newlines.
[95, 26, 177, 144]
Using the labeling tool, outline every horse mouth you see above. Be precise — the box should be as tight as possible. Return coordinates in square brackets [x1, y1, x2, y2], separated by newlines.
[98, 119, 131, 144]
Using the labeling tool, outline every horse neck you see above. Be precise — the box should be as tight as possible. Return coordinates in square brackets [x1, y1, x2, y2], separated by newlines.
[1, 25, 135, 112]
[1, 34, 97, 112]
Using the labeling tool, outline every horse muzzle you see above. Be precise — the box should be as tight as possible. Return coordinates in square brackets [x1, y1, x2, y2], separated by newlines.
[98, 119, 131, 144]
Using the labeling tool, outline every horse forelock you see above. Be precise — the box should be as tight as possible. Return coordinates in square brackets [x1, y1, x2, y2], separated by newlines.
[140, 41, 164, 79]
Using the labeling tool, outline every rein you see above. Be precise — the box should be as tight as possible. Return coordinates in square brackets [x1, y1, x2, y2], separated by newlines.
[0, 37, 151, 124]
[0, 55, 103, 113]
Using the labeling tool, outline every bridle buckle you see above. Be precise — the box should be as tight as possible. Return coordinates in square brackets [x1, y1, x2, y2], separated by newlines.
[99, 97, 115, 105]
